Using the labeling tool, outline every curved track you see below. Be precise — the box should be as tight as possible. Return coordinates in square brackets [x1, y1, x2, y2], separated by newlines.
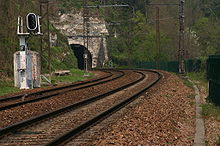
[0, 70, 124, 111]
[0, 70, 114, 102]
[0, 69, 162, 146]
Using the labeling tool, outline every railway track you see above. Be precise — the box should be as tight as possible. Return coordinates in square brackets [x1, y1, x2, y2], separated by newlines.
[0, 69, 124, 111]
[0, 69, 162, 146]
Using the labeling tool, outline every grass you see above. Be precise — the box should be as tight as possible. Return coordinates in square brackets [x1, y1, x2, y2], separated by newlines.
[0, 69, 94, 96]
[201, 104, 220, 121]
[187, 72, 208, 88]
[186, 72, 220, 120]
[51, 69, 94, 84]
[187, 72, 220, 145]
[182, 77, 194, 89]
[187, 72, 207, 82]
[0, 80, 20, 96]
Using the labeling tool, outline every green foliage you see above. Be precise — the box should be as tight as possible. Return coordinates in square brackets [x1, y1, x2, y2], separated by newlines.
[191, 0, 220, 57]
[201, 104, 220, 121]
[108, 10, 172, 67]
[193, 17, 220, 56]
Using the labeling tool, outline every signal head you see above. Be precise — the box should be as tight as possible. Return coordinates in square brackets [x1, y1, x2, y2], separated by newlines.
[26, 13, 38, 33]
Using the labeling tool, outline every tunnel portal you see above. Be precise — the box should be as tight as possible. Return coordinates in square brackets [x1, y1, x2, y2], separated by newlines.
[71, 44, 92, 70]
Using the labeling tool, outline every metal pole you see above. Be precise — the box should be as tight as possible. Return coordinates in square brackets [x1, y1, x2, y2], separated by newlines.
[83, 0, 88, 73]
[178, 0, 185, 73]
[156, 7, 161, 69]
[46, 2, 51, 80]
[40, 2, 43, 72]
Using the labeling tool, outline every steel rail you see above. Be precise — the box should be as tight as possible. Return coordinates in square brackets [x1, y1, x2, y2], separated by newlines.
[0, 70, 125, 111]
[0, 70, 113, 103]
[46, 70, 162, 146]
[0, 70, 145, 139]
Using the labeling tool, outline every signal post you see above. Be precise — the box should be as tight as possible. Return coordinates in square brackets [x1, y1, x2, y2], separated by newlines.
[15, 13, 42, 89]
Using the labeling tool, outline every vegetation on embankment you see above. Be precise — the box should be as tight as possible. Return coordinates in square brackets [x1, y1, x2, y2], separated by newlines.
[202, 104, 220, 121]
[187, 72, 208, 88]
[0, 0, 77, 78]
[185, 71, 219, 118]
[0, 69, 94, 97]
[187, 71, 220, 145]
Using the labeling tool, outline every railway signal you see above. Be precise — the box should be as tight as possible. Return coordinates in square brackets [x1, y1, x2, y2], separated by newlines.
[14, 13, 42, 89]
[26, 13, 38, 32]
[26, 13, 42, 35]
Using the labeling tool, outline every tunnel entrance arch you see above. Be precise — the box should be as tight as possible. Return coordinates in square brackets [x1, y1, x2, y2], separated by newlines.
[71, 44, 92, 70]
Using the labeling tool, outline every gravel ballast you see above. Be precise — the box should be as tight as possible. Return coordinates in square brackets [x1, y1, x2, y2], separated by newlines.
[0, 71, 154, 145]
[88, 71, 195, 145]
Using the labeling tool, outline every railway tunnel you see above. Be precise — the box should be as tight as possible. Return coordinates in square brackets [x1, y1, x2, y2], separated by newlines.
[71, 44, 92, 70]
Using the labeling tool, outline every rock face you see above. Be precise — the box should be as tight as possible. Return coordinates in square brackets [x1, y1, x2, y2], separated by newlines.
[52, 10, 109, 68]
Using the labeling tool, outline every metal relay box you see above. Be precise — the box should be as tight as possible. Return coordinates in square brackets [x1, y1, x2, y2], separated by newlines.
[14, 51, 41, 89]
